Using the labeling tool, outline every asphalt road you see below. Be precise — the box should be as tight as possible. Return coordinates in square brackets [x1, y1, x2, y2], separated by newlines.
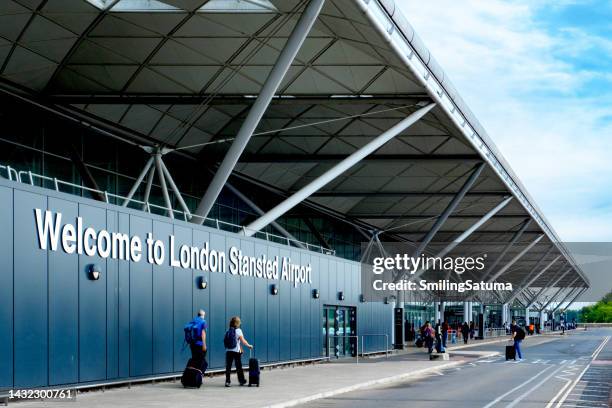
[301, 328, 612, 408]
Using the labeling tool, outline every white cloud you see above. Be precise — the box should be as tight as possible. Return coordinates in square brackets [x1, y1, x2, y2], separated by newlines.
[398, 0, 612, 241]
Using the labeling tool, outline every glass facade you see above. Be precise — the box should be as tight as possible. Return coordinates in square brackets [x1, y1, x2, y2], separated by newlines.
[0, 94, 364, 262]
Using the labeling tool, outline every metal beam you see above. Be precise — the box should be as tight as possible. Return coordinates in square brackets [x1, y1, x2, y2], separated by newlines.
[481, 219, 531, 281]
[159, 158, 191, 218]
[486, 234, 544, 283]
[243, 103, 437, 236]
[154, 154, 173, 219]
[540, 277, 580, 312]
[503, 252, 560, 304]
[122, 156, 154, 207]
[303, 218, 332, 251]
[410, 196, 513, 280]
[224, 154, 482, 163]
[310, 191, 506, 198]
[47, 94, 431, 105]
[550, 285, 581, 313]
[345, 214, 529, 220]
[192, 0, 326, 223]
[414, 163, 485, 258]
[141, 164, 155, 211]
[394, 163, 485, 282]
[69, 144, 106, 202]
[527, 268, 572, 308]
[560, 287, 587, 313]
[223, 181, 306, 250]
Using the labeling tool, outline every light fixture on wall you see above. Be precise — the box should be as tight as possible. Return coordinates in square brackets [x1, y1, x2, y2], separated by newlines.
[270, 284, 279, 295]
[197, 277, 208, 289]
[338, 291, 345, 301]
[312, 289, 320, 299]
[360, 294, 366, 303]
[88, 264, 101, 280]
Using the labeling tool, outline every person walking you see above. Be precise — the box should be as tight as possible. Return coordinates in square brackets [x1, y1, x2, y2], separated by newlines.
[469, 320, 475, 339]
[424, 322, 435, 354]
[224, 316, 253, 387]
[510, 319, 525, 361]
[190, 310, 208, 368]
[441, 320, 449, 350]
[461, 322, 469, 344]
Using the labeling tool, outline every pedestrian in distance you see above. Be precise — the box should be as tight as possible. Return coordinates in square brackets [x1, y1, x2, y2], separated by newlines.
[441, 320, 449, 350]
[510, 319, 525, 361]
[424, 322, 435, 354]
[461, 322, 469, 344]
[469, 320, 475, 339]
[224, 316, 253, 387]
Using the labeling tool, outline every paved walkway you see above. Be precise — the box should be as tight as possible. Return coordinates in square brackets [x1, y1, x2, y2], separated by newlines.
[12, 333, 560, 408]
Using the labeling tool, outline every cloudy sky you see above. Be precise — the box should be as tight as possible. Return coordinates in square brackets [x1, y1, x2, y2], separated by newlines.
[398, 0, 612, 243]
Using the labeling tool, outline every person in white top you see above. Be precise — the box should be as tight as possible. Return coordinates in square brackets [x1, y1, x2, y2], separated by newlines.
[224, 316, 252, 387]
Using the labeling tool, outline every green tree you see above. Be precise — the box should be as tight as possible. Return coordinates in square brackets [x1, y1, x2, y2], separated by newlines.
[579, 291, 612, 323]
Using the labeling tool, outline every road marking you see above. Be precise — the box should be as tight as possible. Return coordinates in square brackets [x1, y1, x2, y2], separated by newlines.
[547, 336, 610, 408]
[481, 365, 555, 408]
[505, 363, 569, 408]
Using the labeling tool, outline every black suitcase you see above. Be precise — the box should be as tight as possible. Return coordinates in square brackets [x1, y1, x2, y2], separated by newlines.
[505, 344, 516, 361]
[181, 357, 207, 388]
[248, 349, 260, 387]
[416, 337, 424, 348]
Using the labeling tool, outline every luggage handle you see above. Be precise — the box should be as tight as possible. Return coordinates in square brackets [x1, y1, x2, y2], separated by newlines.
[249, 346, 254, 359]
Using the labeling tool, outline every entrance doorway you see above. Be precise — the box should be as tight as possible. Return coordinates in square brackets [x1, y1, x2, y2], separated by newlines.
[322, 305, 357, 358]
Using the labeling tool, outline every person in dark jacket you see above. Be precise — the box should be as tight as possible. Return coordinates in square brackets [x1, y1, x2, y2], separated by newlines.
[461, 322, 470, 344]
[469, 321, 475, 339]
[441, 320, 449, 349]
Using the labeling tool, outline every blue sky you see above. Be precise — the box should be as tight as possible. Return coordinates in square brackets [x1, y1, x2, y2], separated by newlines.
[399, 0, 612, 242]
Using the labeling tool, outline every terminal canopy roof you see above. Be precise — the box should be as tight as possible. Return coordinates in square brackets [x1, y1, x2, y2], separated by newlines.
[0, 0, 588, 296]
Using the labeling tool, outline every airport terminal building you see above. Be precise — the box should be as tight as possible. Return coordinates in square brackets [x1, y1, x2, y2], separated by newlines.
[0, 0, 589, 391]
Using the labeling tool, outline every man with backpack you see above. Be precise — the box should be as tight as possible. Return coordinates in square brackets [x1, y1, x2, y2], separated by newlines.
[510, 319, 525, 361]
[181, 310, 208, 388]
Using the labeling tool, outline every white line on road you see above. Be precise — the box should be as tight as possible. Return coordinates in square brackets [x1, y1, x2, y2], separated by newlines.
[481, 365, 555, 408]
[505, 364, 570, 408]
[546, 336, 610, 408]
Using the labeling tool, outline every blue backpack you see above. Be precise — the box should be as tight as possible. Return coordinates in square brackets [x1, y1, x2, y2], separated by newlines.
[184, 318, 204, 345]
[223, 327, 237, 349]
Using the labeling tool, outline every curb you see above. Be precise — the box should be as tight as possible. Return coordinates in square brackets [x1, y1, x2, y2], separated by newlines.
[265, 361, 463, 408]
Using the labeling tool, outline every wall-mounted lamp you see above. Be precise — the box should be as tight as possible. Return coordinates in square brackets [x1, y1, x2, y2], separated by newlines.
[197, 276, 208, 289]
[338, 291, 345, 301]
[270, 284, 279, 295]
[88, 264, 101, 280]
[360, 294, 366, 303]
[384, 297, 389, 304]
[312, 289, 320, 299]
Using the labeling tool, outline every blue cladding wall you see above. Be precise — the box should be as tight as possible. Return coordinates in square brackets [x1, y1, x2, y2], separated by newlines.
[0, 179, 392, 389]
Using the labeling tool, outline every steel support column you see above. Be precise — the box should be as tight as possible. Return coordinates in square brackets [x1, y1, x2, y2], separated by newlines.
[224, 181, 306, 250]
[415, 163, 485, 258]
[505, 254, 561, 304]
[243, 103, 437, 236]
[550, 285, 581, 313]
[560, 287, 587, 313]
[411, 196, 513, 280]
[154, 154, 173, 219]
[122, 156, 154, 207]
[192, 0, 326, 223]
[481, 219, 531, 281]
[159, 159, 191, 218]
[487, 234, 544, 283]
[527, 268, 572, 309]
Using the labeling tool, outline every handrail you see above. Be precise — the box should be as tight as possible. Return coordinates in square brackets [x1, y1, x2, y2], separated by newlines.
[360, 333, 391, 358]
[0, 164, 334, 256]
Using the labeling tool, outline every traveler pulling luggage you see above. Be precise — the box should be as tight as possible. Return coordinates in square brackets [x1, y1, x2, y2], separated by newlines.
[248, 348, 261, 387]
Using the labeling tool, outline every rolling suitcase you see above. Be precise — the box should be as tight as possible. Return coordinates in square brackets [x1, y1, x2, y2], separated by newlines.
[505, 342, 516, 361]
[181, 357, 207, 388]
[248, 348, 260, 387]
